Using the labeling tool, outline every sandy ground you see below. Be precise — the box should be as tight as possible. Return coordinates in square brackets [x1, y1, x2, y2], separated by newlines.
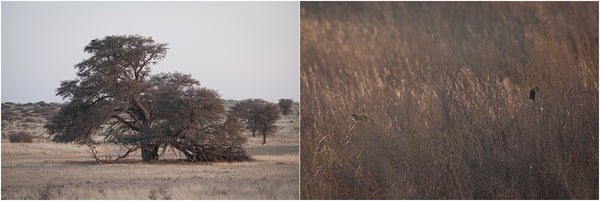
[1, 141, 299, 199]
[1, 102, 300, 199]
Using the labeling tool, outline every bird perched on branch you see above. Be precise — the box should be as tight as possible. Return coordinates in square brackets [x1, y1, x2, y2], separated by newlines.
[529, 86, 539, 101]
[347, 113, 368, 144]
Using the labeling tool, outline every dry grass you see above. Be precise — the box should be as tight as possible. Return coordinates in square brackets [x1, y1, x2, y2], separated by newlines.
[301, 2, 598, 199]
[1, 100, 299, 199]
[1, 141, 299, 200]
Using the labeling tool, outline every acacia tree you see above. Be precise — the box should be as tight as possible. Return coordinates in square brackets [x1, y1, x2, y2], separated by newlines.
[45, 35, 250, 162]
[232, 99, 281, 145]
[278, 98, 294, 115]
[231, 99, 258, 137]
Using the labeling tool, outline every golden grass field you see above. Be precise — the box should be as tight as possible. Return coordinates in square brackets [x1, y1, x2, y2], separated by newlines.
[301, 2, 597, 199]
[1, 101, 299, 199]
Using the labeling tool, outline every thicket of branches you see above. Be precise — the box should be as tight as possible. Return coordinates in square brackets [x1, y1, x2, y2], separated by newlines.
[301, 2, 598, 199]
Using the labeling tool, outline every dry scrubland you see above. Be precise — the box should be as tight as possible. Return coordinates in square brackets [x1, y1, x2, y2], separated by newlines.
[1, 101, 299, 199]
[301, 2, 598, 199]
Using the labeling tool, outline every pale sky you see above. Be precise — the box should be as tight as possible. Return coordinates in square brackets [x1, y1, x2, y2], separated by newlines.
[1, 1, 299, 103]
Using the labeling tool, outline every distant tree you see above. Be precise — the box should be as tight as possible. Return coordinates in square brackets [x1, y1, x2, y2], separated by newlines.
[35, 101, 51, 107]
[231, 100, 259, 137]
[278, 98, 294, 115]
[232, 99, 281, 145]
[44, 35, 250, 162]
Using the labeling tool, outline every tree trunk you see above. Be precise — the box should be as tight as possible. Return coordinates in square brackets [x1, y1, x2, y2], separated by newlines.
[262, 133, 267, 145]
[252, 131, 256, 138]
[141, 146, 159, 161]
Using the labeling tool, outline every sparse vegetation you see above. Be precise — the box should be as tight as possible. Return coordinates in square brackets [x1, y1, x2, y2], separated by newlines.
[1, 99, 299, 200]
[301, 2, 598, 199]
[1, 139, 299, 199]
[2, 102, 62, 140]
[36, 181, 61, 200]
[2, 110, 19, 121]
[148, 185, 171, 200]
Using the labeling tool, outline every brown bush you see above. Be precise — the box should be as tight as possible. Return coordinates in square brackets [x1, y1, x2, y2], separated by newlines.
[16, 108, 28, 114]
[1, 110, 19, 121]
[301, 2, 598, 199]
[9, 131, 33, 143]
[35, 101, 51, 107]
[23, 117, 37, 123]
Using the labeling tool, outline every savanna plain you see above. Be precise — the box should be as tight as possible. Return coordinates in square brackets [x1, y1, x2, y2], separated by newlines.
[1, 101, 299, 199]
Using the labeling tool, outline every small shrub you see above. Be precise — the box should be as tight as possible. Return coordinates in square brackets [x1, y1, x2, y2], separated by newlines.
[37, 181, 61, 199]
[16, 108, 28, 113]
[8, 131, 33, 143]
[35, 101, 51, 107]
[20, 123, 34, 129]
[2, 110, 19, 121]
[148, 185, 171, 200]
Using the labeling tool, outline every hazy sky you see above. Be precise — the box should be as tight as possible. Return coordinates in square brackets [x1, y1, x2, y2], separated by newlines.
[1, 1, 299, 103]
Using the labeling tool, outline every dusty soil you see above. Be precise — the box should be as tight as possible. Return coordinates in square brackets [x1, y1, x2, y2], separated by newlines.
[1, 142, 299, 199]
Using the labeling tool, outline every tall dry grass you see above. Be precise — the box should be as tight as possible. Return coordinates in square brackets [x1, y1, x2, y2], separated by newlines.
[2, 180, 298, 200]
[301, 2, 598, 199]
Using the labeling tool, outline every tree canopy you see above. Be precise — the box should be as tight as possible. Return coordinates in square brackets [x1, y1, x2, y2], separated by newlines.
[45, 35, 250, 162]
[232, 99, 281, 145]
[278, 98, 294, 115]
